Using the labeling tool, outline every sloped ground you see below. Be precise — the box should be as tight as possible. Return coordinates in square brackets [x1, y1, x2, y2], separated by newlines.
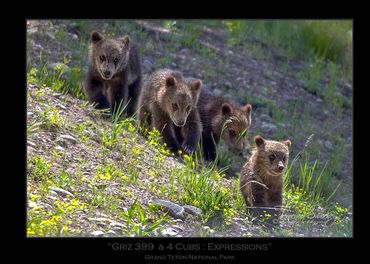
[26, 84, 351, 237]
[26, 19, 352, 237]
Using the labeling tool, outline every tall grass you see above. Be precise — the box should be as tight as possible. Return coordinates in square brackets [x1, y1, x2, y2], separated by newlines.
[284, 151, 341, 204]
[27, 52, 85, 99]
[224, 20, 352, 80]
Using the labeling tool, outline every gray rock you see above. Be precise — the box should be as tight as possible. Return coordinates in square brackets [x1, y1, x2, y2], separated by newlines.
[59, 135, 77, 144]
[261, 122, 277, 134]
[48, 63, 71, 77]
[88, 217, 110, 223]
[49, 191, 58, 197]
[91, 230, 104, 237]
[106, 230, 116, 236]
[52, 92, 62, 98]
[225, 81, 232, 88]
[27, 141, 37, 148]
[46, 32, 56, 40]
[152, 199, 185, 220]
[50, 187, 74, 198]
[213, 88, 223, 97]
[56, 104, 67, 110]
[66, 32, 79, 41]
[205, 210, 225, 228]
[160, 227, 178, 237]
[109, 222, 124, 228]
[183, 205, 204, 217]
[259, 113, 272, 122]
[324, 140, 334, 150]
[55, 145, 65, 152]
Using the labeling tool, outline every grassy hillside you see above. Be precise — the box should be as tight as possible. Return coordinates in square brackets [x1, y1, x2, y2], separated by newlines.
[26, 19, 352, 237]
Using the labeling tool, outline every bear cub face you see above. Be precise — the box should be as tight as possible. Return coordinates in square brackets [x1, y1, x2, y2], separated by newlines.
[162, 75, 202, 127]
[220, 103, 252, 151]
[254, 135, 291, 176]
[91, 31, 130, 80]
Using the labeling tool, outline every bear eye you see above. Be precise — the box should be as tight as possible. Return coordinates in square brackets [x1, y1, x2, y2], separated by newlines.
[172, 103, 178, 111]
[229, 130, 236, 138]
[186, 105, 191, 113]
[100, 55, 105, 62]
[269, 154, 276, 161]
[113, 57, 119, 64]
[283, 156, 286, 162]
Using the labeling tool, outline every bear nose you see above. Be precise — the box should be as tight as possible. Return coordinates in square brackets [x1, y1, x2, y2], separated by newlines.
[278, 165, 284, 171]
[177, 120, 185, 126]
[104, 70, 111, 76]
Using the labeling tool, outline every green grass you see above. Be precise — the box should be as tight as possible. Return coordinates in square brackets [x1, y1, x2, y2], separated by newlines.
[284, 145, 343, 205]
[223, 20, 352, 79]
[119, 201, 166, 237]
[28, 57, 85, 99]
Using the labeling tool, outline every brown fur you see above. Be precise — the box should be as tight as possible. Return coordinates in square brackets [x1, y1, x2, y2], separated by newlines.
[137, 69, 202, 153]
[197, 89, 252, 160]
[84, 31, 142, 115]
[240, 135, 290, 225]
[240, 135, 291, 209]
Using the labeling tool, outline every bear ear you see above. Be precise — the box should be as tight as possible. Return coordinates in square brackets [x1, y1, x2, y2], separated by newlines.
[254, 135, 265, 148]
[190, 79, 202, 92]
[242, 103, 252, 122]
[221, 103, 232, 115]
[91, 31, 104, 43]
[165, 76, 176, 88]
[242, 104, 252, 115]
[118, 35, 130, 48]
[282, 139, 291, 148]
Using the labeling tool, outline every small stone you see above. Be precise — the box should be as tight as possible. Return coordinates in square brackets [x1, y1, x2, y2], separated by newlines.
[56, 104, 67, 110]
[28, 201, 37, 208]
[52, 92, 62, 98]
[59, 135, 77, 144]
[161, 227, 178, 237]
[224, 81, 232, 88]
[109, 222, 124, 228]
[324, 141, 334, 150]
[91, 231, 104, 237]
[106, 230, 116, 236]
[67, 33, 79, 41]
[50, 187, 74, 198]
[205, 210, 225, 228]
[49, 190, 58, 197]
[27, 141, 37, 148]
[183, 205, 204, 217]
[55, 145, 65, 152]
[213, 89, 222, 97]
[112, 226, 122, 231]
[261, 122, 277, 134]
[152, 199, 185, 220]
[259, 113, 272, 122]
[88, 217, 110, 223]
[46, 32, 56, 40]
[171, 225, 184, 232]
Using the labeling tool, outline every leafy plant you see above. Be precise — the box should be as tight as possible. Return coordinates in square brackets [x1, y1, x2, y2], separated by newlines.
[118, 201, 165, 237]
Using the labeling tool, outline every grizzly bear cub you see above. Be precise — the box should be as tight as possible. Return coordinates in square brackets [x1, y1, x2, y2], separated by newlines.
[197, 89, 252, 160]
[240, 135, 291, 224]
[84, 31, 142, 116]
[137, 69, 202, 154]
